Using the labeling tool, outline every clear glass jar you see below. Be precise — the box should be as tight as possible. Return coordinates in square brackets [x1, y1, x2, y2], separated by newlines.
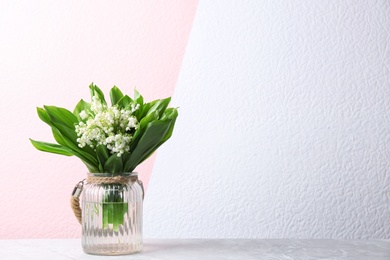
[81, 173, 143, 255]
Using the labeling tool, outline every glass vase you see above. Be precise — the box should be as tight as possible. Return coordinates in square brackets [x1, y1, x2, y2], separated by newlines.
[81, 173, 143, 255]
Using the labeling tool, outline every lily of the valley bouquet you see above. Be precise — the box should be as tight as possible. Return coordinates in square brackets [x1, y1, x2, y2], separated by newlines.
[31, 83, 178, 173]
[30, 83, 178, 233]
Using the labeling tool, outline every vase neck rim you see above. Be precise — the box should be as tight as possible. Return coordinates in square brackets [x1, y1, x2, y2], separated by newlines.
[87, 172, 137, 177]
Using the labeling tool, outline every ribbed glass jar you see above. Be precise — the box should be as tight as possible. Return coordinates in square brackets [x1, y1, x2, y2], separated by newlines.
[81, 173, 143, 255]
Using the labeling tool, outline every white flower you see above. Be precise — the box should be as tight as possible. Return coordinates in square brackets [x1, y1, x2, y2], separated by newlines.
[75, 95, 139, 156]
[126, 116, 138, 131]
[79, 110, 88, 120]
[91, 96, 106, 114]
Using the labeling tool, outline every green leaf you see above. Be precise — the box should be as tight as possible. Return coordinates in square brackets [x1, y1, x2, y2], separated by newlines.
[52, 123, 77, 144]
[109, 85, 124, 106]
[140, 100, 159, 118]
[44, 105, 99, 172]
[134, 89, 144, 120]
[102, 185, 128, 230]
[44, 105, 95, 156]
[37, 107, 53, 126]
[73, 99, 90, 121]
[104, 154, 123, 174]
[96, 145, 110, 169]
[103, 201, 109, 229]
[139, 110, 159, 131]
[116, 95, 133, 108]
[51, 127, 67, 146]
[30, 138, 99, 172]
[134, 89, 143, 105]
[108, 202, 114, 224]
[124, 120, 171, 172]
[52, 118, 95, 156]
[37, 106, 83, 149]
[162, 107, 178, 120]
[155, 109, 178, 147]
[134, 109, 178, 165]
[34, 106, 99, 172]
[44, 106, 78, 129]
[121, 151, 131, 167]
[102, 200, 127, 231]
[138, 118, 177, 165]
[89, 83, 107, 105]
[37, 108, 67, 146]
[30, 139, 74, 156]
[130, 111, 159, 152]
[81, 159, 100, 173]
[146, 97, 171, 118]
[51, 123, 98, 167]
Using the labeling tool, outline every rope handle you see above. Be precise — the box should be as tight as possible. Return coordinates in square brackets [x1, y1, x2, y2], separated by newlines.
[70, 180, 85, 224]
[70, 178, 144, 224]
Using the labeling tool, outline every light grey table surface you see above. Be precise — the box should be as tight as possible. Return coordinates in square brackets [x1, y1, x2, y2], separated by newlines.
[0, 239, 389, 260]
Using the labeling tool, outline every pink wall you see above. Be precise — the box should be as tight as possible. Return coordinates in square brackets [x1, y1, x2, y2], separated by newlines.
[0, 0, 198, 238]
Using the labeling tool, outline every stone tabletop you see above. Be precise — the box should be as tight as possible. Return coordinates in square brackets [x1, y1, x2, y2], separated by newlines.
[0, 239, 389, 259]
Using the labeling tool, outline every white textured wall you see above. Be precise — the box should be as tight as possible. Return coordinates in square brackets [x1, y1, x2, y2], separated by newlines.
[145, 0, 390, 238]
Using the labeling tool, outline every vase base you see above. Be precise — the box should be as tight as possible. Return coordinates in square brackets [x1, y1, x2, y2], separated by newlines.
[83, 243, 142, 256]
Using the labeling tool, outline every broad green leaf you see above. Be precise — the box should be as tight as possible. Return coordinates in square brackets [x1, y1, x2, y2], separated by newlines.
[138, 110, 159, 132]
[140, 100, 158, 118]
[35, 107, 98, 170]
[102, 201, 127, 231]
[30, 139, 73, 156]
[52, 123, 98, 166]
[108, 202, 114, 225]
[134, 89, 144, 120]
[44, 105, 98, 169]
[47, 112, 94, 156]
[130, 111, 159, 152]
[51, 118, 94, 155]
[162, 107, 178, 120]
[37, 107, 53, 126]
[81, 159, 100, 173]
[103, 201, 109, 229]
[109, 86, 124, 106]
[38, 108, 72, 147]
[134, 89, 143, 105]
[61, 137, 98, 169]
[155, 109, 178, 146]
[104, 154, 123, 174]
[89, 83, 107, 105]
[160, 109, 179, 143]
[121, 151, 131, 167]
[116, 95, 132, 108]
[52, 123, 77, 144]
[124, 120, 171, 172]
[96, 145, 110, 169]
[72, 147, 98, 172]
[30, 138, 98, 172]
[136, 109, 178, 165]
[73, 99, 90, 121]
[44, 106, 78, 129]
[38, 106, 81, 149]
[139, 115, 178, 164]
[51, 127, 67, 146]
[37, 106, 76, 150]
[146, 97, 171, 118]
